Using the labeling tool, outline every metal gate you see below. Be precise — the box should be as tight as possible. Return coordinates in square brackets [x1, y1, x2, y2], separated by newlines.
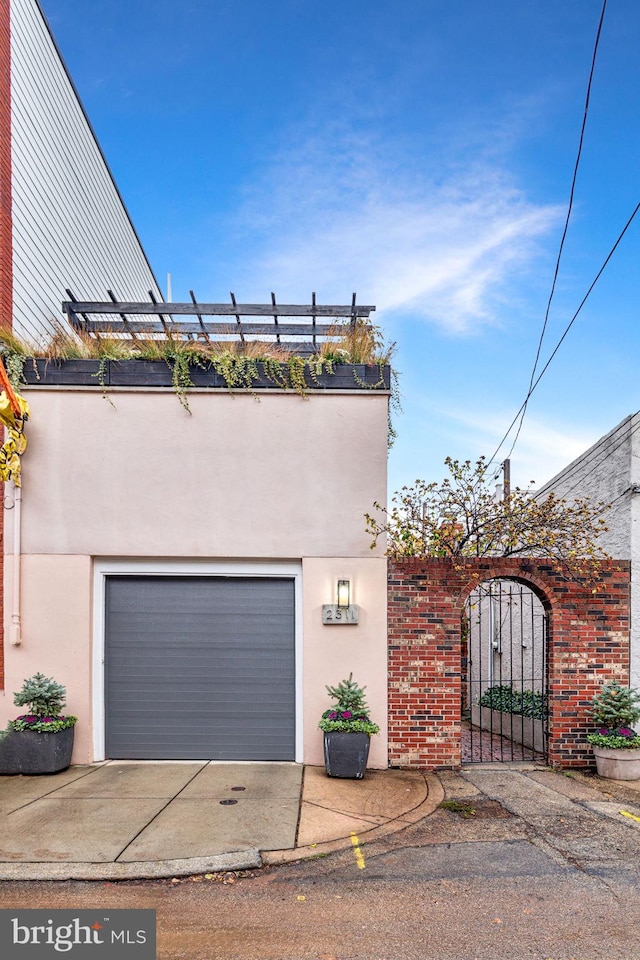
[462, 579, 548, 763]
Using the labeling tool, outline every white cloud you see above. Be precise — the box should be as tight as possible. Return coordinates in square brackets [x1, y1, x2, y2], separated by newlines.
[231, 127, 561, 334]
[437, 404, 598, 488]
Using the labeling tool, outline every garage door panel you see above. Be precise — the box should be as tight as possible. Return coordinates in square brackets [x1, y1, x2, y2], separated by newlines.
[105, 576, 296, 760]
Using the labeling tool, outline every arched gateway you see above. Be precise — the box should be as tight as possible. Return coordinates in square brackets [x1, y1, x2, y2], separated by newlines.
[462, 578, 548, 763]
[387, 557, 630, 770]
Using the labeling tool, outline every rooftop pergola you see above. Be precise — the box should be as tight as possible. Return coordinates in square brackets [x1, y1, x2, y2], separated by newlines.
[63, 291, 376, 356]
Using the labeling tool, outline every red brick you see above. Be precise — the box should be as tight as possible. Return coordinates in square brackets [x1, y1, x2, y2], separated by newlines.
[388, 558, 630, 770]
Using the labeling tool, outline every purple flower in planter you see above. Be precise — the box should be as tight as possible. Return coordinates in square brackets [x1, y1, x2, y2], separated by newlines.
[328, 711, 338, 720]
[341, 711, 352, 719]
[619, 728, 635, 737]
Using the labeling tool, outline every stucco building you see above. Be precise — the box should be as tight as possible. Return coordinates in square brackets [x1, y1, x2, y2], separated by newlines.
[537, 413, 639, 689]
[3, 367, 390, 768]
[0, 0, 391, 768]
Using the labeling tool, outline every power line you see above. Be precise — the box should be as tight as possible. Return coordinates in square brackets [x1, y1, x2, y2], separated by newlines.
[489, 0, 610, 468]
[522, 0, 608, 400]
[487, 200, 640, 470]
[537, 411, 640, 502]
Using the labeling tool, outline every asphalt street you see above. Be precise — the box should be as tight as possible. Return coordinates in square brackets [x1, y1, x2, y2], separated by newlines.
[1, 767, 639, 960]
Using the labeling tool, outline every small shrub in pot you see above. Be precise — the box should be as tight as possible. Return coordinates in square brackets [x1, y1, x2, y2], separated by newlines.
[0, 673, 77, 775]
[587, 681, 640, 780]
[319, 674, 379, 779]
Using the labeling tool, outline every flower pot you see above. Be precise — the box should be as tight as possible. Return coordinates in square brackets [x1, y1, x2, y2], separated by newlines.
[592, 745, 640, 781]
[323, 731, 371, 779]
[0, 727, 75, 775]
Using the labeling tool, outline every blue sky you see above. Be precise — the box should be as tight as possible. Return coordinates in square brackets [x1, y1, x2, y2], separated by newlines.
[40, 0, 640, 495]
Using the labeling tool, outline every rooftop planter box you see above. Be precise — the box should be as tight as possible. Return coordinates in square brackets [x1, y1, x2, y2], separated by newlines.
[21, 359, 391, 392]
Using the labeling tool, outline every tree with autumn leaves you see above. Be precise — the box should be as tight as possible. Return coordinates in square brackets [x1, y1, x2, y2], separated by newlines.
[365, 457, 611, 580]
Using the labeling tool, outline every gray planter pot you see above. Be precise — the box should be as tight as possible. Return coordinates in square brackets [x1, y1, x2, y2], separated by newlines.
[323, 732, 371, 779]
[592, 745, 640, 781]
[0, 727, 75, 776]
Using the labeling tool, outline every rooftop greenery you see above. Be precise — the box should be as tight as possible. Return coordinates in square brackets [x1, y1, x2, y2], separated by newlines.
[1, 321, 400, 441]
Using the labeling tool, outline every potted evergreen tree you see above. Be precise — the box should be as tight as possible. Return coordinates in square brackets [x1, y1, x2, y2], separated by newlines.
[0, 673, 77, 775]
[587, 680, 640, 780]
[319, 674, 379, 779]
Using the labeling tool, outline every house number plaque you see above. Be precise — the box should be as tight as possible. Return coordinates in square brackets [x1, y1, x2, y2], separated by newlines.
[322, 604, 359, 625]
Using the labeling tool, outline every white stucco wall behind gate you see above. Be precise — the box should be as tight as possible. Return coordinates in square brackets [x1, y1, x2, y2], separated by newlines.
[2, 385, 389, 767]
[538, 413, 639, 689]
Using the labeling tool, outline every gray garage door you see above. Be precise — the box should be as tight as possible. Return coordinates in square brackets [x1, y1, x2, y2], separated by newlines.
[105, 576, 296, 760]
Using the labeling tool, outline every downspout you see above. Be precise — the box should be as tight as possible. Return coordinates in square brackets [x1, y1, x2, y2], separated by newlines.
[8, 478, 21, 645]
[489, 591, 496, 688]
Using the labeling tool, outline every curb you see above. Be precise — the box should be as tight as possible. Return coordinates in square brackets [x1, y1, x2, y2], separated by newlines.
[0, 850, 262, 882]
[263, 773, 444, 866]
[0, 772, 443, 881]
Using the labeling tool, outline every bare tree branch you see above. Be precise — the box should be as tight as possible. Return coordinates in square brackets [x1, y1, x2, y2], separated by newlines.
[365, 457, 611, 582]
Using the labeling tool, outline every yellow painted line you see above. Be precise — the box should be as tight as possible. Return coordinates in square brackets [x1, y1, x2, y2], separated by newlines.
[619, 809, 640, 824]
[350, 832, 366, 870]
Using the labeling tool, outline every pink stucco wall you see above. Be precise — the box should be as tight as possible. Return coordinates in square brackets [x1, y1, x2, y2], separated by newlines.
[2, 386, 388, 765]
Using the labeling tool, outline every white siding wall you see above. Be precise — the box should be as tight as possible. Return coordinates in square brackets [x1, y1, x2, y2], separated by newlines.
[629, 416, 640, 691]
[10, 0, 162, 343]
[538, 414, 638, 688]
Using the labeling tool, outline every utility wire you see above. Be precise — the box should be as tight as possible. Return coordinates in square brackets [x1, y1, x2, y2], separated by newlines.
[557, 414, 640, 500]
[531, 3, 607, 369]
[535, 411, 640, 502]
[527, 0, 607, 389]
[487, 200, 640, 470]
[489, 0, 608, 469]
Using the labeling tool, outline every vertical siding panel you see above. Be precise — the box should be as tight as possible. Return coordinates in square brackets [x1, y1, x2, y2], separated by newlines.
[0, 0, 10, 688]
[10, 0, 162, 342]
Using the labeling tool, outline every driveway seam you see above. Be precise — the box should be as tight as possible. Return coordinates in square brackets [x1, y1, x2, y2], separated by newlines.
[300, 798, 392, 826]
[4, 763, 111, 815]
[113, 762, 208, 863]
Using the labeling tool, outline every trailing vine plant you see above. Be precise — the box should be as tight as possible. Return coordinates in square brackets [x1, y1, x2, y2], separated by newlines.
[0, 318, 400, 441]
[0, 337, 30, 486]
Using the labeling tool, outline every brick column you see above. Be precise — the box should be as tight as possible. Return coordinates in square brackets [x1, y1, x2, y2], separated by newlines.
[388, 559, 463, 768]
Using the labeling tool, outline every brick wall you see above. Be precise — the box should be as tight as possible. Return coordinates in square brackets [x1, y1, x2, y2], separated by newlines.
[0, 0, 11, 690]
[388, 558, 631, 769]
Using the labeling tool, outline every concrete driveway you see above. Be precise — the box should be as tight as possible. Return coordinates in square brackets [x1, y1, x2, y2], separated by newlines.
[0, 761, 436, 880]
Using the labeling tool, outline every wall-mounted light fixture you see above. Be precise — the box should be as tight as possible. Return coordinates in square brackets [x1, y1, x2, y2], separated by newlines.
[337, 579, 351, 608]
[323, 578, 358, 625]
